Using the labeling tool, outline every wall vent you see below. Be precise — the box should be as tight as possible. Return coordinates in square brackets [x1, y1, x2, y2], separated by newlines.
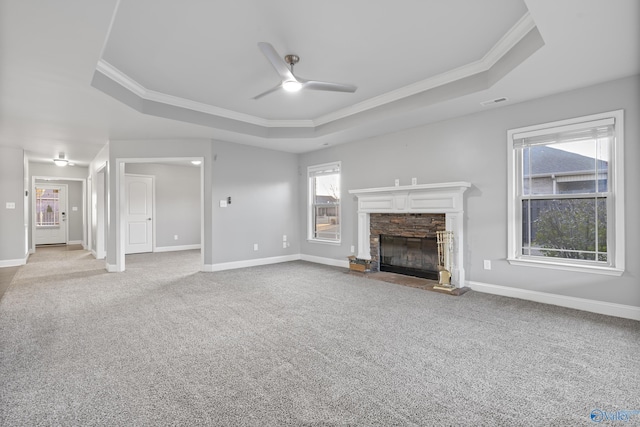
[480, 97, 508, 107]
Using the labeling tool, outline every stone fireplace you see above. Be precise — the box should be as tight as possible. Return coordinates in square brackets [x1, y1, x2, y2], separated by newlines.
[371, 213, 445, 279]
[349, 182, 471, 288]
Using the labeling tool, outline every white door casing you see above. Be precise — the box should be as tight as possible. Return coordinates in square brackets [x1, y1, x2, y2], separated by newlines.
[124, 174, 154, 254]
[34, 184, 67, 245]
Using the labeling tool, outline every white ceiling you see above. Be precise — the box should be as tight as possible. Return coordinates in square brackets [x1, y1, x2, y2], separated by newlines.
[0, 0, 638, 167]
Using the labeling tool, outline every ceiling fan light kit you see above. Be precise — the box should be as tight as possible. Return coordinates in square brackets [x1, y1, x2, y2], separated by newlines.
[254, 42, 356, 99]
[282, 80, 302, 92]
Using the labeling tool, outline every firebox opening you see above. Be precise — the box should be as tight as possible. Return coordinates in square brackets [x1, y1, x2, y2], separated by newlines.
[379, 235, 439, 280]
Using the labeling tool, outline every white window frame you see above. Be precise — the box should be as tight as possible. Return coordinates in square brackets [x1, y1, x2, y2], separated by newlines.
[308, 161, 341, 244]
[507, 110, 624, 276]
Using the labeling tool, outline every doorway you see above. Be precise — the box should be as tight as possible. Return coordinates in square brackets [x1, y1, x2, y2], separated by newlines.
[34, 184, 67, 245]
[115, 158, 204, 272]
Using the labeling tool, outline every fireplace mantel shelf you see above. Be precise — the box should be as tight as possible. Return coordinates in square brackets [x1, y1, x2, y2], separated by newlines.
[349, 181, 471, 196]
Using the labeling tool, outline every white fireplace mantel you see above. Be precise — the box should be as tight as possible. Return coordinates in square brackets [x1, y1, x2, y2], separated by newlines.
[349, 182, 471, 288]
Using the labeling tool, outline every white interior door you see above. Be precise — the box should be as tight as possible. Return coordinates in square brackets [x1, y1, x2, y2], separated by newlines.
[34, 184, 67, 245]
[125, 174, 153, 254]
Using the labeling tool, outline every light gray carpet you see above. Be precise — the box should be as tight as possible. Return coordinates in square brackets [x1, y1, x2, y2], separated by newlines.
[1, 248, 638, 426]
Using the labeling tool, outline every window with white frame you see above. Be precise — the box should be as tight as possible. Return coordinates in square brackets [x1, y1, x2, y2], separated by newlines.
[308, 162, 341, 243]
[507, 110, 624, 275]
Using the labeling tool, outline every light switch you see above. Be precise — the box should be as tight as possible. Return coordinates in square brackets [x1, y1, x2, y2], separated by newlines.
[72, 206, 78, 211]
[219, 200, 227, 208]
[5, 202, 15, 209]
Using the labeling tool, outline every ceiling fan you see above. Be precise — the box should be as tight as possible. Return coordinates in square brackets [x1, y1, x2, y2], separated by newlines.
[253, 42, 357, 100]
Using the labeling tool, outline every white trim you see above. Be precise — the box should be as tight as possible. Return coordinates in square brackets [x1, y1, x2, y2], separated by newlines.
[308, 161, 342, 244]
[0, 253, 29, 268]
[106, 263, 119, 273]
[507, 110, 625, 275]
[154, 244, 201, 253]
[67, 240, 83, 245]
[208, 254, 301, 272]
[300, 254, 350, 269]
[468, 281, 640, 321]
[506, 257, 624, 276]
[317, 13, 536, 126]
[95, 14, 535, 131]
[90, 249, 98, 258]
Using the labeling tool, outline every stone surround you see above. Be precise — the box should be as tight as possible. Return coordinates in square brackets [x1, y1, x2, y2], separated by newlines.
[369, 213, 445, 272]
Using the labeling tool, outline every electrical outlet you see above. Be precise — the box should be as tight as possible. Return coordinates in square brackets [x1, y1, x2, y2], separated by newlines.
[283, 235, 287, 242]
[483, 260, 491, 270]
[394, 179, 400, 186]
[412, 178, 417, 185]
[174, 235, 178, 241]
[253, 243, 259, 251]
[350, 245, 355, 254]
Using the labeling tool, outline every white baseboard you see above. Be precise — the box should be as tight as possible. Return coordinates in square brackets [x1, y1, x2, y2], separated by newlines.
[300, 254, 350, 269]
[106, 263, 119, 273]
[0, 254, 29, 268]
[207, 254, 301, 272]
[155, 244, 201, 253]
[468, 281, 640, 321]
[68, 240, 83, 245]
[90, 249, 98, 258]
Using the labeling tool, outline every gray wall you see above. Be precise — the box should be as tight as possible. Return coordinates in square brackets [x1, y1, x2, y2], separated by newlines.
[0, 146, 27, 264]
[211, 140, 299, 263]
[299, 75, 639, 308]
[125, 163, 201, 248]
[34, 179, 84, 243]
[103, 139, 299, 268]
[30, 162, 88, 180]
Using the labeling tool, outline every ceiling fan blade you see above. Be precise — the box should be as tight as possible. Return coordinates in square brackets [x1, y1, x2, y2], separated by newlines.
[253, 83, 282, 100]
[299, 78, 357, 93]
[257, 42, 295, 82]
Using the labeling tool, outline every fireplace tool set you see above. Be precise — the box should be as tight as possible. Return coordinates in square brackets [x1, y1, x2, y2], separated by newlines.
[434, 230, 455, 291]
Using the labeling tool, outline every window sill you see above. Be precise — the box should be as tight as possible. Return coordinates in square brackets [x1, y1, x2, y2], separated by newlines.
[307, 239, 341, 246]
[507, 257, 624, 276]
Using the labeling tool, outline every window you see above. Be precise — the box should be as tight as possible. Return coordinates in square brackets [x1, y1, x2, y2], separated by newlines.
[35, 187, 61, 227]
[308, 162, 341, 243]
[507, 110, 624, 275]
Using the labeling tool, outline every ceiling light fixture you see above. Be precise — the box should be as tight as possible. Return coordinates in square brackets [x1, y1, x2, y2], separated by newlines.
[282, 79, 302, 92]
[191, 160, 202, 165]
[53, 153, 68, 167]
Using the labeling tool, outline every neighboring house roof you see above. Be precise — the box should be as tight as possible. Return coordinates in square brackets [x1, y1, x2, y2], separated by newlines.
[524, 146, 608, 176]
[316, 195, 338, 204]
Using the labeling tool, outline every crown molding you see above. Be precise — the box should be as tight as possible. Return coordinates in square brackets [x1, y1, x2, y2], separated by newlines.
[314, 13, 536, 126]
[96, 60, 315, 129]
[95, 13, 536, 132]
